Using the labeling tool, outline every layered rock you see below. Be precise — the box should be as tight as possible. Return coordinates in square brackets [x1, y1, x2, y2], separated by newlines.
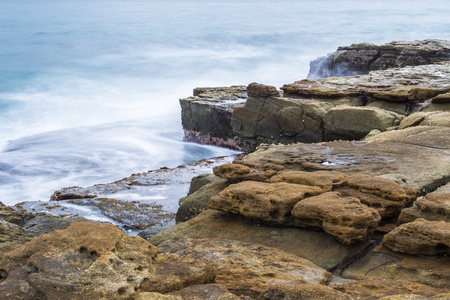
[383, 218, 450, 255]
[308, 39, 450, 79]
[267, 170, 344, 192]
[209, 181, 323, 224]
[156, 237, 331, 297]
[399, 193, 450, 224]
[137, 284, 240, 300]
[291, 192, 381, 245]
[179, 86, 247, 148]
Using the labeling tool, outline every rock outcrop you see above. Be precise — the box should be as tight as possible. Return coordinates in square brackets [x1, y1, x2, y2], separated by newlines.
[399, 193, 450, 224]
[308, 39, 450, 79]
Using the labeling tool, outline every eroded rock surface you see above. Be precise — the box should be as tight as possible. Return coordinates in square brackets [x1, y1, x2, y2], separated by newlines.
[291, 192, 381, 245]
[0, 222, 158, 299]
[399, 193, 450, 224]
[383, 218, 450, 255]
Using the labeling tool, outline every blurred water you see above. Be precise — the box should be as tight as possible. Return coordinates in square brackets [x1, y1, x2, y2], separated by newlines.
[0, 0, 449, 205]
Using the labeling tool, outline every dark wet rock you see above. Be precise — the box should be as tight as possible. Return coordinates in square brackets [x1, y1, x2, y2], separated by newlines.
[176, 179, 228, 223]
[383, 218, 450, 256]
[180, 86, 247, 148]
[308, 39, 450, 79]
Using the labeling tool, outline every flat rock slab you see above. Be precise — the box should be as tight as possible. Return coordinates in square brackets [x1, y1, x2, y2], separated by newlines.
[399, 193, 450, 223]
[156, 237, 330, 297]
[237, 126, 450, 193]
[149, 209, 372, 271]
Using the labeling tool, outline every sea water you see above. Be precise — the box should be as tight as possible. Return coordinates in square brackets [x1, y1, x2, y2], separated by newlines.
[1, 0, 449, 206]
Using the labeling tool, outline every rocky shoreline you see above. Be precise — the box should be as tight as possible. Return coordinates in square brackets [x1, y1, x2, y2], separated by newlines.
[1, 40, 450, 299]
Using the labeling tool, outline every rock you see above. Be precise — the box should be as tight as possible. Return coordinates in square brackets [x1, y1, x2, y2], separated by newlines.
[231, 95, 335, 151]
[238, 126, 450, 193]
[291, 192, 381, 245]
[382, 218, 450, 255]
[247, 82, 280, 98]
[283, 62, 450, 104]
[0, 222, 157, 299]
[137, 284, 240, 300]
[267, 170, 345, 192]
[0, 219, 31, 261]
[399, 193, 450, 224]
[212, 163, 278, 183]
[149, 209, 372, 271]
[323, 106, 403, 140]
[21, 215, 99, 237]
[339, 244, 450, 289]
[334, 174, 418, 218]
[179, 86, 247, 148]
[209, 181, 323, 225]
[257, 284, 351, 300]
[333, 279, 449, 299]
[432, 92, 450, 103]
[399, 111, 450, 129]
[187, 174, 222, 196]
[176, 179, 229, 223]
[308, 39, 450, 79]
[156, 237, 331, 297]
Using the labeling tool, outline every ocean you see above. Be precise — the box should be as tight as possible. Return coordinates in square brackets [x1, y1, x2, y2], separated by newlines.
[1, 0, 449, 206]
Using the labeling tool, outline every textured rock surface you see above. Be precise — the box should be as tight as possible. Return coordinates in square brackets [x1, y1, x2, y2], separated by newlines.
[0, 222, 157, 299]
[209, 181, 322, 224]
[180, 86, 247, 148]
[399, 111, 450, 129]
[334, 174, 418, 218]
[257, 284, 352, 300]
[399, 193, 450, 223]
[137, 284, 240, 300]
[156, 237, 331, 297]
[383, 218, 450, 255]
[323, 106, 403, 140]
[308, 39, 450, 79]
[333, 279, 449, 299]
[291, 192, 381, 244]
[212, 163, 278, 183]
[238, 126, 450, 193]
[267, 170, 344, 192]
[149, 209, 372, 271]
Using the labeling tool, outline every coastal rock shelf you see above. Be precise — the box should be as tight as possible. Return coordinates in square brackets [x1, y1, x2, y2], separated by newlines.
[2, 39, 450, 299]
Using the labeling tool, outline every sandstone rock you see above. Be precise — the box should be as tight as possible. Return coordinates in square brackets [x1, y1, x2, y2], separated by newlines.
[323, 106, 403, 140]
[176, 179, 229, 223]
[212, 163, 277, 183]
[209, 181, 322, 224]
[308, 39, 450, 79]
[257, 284, 351, 300]
[432, 92, 450, 103]
[399, 111, 450, 129]
[247, 82, 280, 98]
[137, 284, 240, 300]
[340, 244, 450, 289]
[334, 174, 418, 218]
[291, 192, 381, 244]
[0, 222, 157, 299]
[383, 218, 450, 255]
[238, 126, 450, 193]
[149, 209, 372, 271]
[180, 86, 247, 148]
[399, 193, 450, 224]
[157, 237, 331, 297]
[267, 170, 345, 192]
[0, 219, 31, 261]
[283, 62, 450, 104]
[333, 279, 449, 299]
